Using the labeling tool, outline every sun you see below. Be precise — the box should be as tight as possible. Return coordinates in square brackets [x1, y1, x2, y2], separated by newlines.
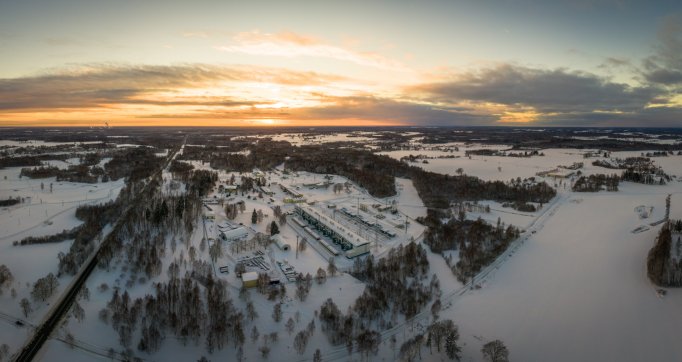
[256, 119, 276, 125]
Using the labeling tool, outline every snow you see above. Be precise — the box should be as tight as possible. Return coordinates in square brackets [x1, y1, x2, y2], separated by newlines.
[0, 140, 102, 148]
[441, 183, 682, 361]
[392, 178, 427, 220]
[4, 135, 682, 361]
[41, 158, 81, 169]
[0, 164, 123, 357]
[571, 135, 682, 145]
[380, 148, 603, 182]
[463, 200, 538, 230]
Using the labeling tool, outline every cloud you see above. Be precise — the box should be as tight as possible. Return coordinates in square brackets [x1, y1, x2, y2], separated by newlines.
[291, 95, 496, 126]
[234, 30, 321, 46]
[642, 13, 682, 85]
[598, 57, 631, 69]
[215, 30, 410, 72]
[412, 64, 659, 114]
[0, 63, 345, 111]
[643, 67, 682, 85]
[529, 106, 682, 128]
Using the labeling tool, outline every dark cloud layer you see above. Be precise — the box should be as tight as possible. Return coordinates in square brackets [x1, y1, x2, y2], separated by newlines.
[0, 64, 343, 111]
[642, 14, 682, 85]
[413, 64, 658, 113]
[294, 96, 496, 126]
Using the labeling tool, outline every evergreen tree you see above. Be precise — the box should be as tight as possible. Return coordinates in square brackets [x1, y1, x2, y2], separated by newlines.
[270, 221, 279, 236]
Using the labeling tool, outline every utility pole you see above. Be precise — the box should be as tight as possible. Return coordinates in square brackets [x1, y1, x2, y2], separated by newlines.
[296, 235, 299, 259]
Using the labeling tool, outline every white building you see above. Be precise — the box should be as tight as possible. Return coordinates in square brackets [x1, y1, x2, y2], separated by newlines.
[241, 271, 258, 288]
[219, 226, 249, 241]
[271, 234, 291, 251]
[295, 204, 371, 258]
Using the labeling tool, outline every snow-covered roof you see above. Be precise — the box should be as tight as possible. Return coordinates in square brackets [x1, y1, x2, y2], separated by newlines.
[241, 271, 258, 282]
[221, 226, 248, 240]
[296, 204, 369, 248]
[271, 234, 291, 251]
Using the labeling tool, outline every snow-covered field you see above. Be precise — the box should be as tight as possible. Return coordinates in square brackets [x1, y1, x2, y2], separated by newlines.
[381, 148, 682, 187]
[444, 182, 682, 361]
[0, 164, 123, 356]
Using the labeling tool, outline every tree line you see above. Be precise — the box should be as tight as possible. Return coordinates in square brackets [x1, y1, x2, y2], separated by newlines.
[572, 174, 620, 192]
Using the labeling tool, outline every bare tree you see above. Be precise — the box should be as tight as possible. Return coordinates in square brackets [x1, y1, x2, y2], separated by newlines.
[272, 303, 282, 322]
[286, 318, 295, 335]
[294, 330, 309, 354]
[72, 301, 85, 323]
[356, 329, 381, 360]
[327, 258, 337, 277]
[246, 301, 258, 321]
[0, 344, 10, 361]
[315, 268, 327, 284]
[259, 345, 271, 359]
[20, 298, 31, 318]
[482, 340, 509, 362]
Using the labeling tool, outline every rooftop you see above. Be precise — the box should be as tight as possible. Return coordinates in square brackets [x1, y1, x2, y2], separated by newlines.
[296, 204, 369, 248]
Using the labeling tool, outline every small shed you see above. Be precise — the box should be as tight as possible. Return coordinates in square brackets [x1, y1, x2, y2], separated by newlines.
[241, 272, 258, 288]
[224, 185, 238, 192]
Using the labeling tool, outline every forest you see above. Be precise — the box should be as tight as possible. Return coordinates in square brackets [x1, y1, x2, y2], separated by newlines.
[285, 145, 556, 210]
[319, 242, 434, 351]
[0, 154, 70, 169]
[57, 201, 123, 275]
[572, 174, 620, 192]
[420, 209, 520, 282]
[179, 139, 291, 173]
[105, 147, 166, 181]
[176, 141, 556, 211]
[0, 197, 20, 207]
[20, 164, 102, 183]
[621, 168, 670, 185]
[464, 149, 543, 157]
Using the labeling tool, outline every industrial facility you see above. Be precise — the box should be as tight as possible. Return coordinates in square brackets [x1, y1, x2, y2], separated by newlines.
[294, 204, 371, 258]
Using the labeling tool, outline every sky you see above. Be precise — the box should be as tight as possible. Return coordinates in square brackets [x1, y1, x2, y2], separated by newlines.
[0, 0, 681, 127]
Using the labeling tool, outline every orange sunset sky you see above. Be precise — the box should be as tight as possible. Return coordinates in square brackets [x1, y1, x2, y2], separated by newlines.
[1, 0, 681, 127]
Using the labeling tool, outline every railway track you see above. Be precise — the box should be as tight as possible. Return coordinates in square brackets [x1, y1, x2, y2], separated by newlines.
[13, 139, 184, 362]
